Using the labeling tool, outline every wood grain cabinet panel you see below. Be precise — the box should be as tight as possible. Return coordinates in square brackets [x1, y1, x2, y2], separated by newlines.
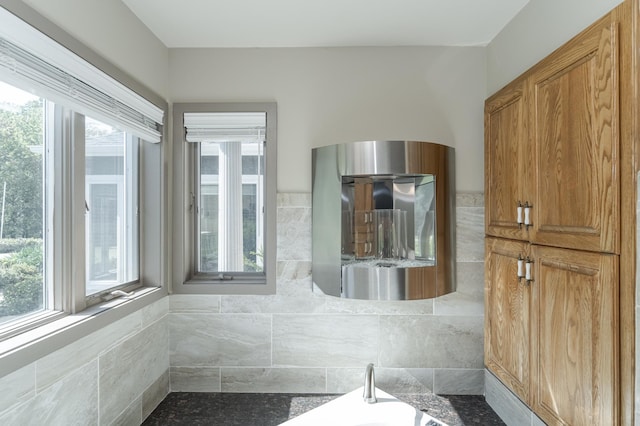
[484, 237, 531, 403]
[485, 79, 531, 242]
[530, 245, 618, 425]
[530, 18, 619, 254]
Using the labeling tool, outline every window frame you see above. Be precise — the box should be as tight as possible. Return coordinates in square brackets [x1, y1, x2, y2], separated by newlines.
[0, 0, 167, 377]
[172, 102, 277, 295]
[79, 114, 143, 305]
[0, 99, 150, 334]
[67, 112, 146, 313]
[0, 97, 164, 345]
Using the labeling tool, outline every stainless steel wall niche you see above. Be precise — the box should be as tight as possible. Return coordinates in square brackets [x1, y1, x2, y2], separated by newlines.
[312, 141, 456, 300]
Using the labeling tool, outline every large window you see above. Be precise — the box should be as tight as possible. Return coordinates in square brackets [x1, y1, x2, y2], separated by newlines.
[172, 103, 276, 294]
[0, 82, 146, 331]
[0, 5, 165, 340]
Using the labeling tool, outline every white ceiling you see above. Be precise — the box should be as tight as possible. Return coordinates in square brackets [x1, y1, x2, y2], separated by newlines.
[120, 0, 530, 48]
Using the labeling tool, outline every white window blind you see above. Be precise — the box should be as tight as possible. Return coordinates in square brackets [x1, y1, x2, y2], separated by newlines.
[184, 112, 266, 143]
[0, 7, 164, 143]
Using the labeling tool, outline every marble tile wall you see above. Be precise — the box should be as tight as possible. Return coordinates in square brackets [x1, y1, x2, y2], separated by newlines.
[169, 192, 486, 395]
[0, 298, 170, 425]
[0, 191, 489, 423]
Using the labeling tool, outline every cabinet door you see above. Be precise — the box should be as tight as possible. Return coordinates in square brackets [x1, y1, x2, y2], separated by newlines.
[530, 16, 619, 253]
[484, 237, 530, 402]
[485, 78, 531, 241]
[530, 245, 618, 425]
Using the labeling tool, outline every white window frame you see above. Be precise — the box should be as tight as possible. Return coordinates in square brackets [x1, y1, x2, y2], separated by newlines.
[0, 1, 167, 372]
[82, 128, 139, 298]
[0, 102, 147, 335]
[84, 132, 139, 297]
[172, 102, 277, 295]
[70, 113, 145, 312]
[0, 94, 165, 352]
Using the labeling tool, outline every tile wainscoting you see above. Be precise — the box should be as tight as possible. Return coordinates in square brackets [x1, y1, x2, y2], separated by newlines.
[169, 192, 486, 395]
[0, 191, 486, 425]
[0, 298, 170, 425]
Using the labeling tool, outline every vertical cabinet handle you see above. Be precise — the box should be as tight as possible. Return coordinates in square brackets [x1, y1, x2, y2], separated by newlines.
[517, 201, 524, 228]
[517, 254, 525, 281]
[516, 255, 534, 285]
[516, 201, 533, 230]
[524, 202, 532, 229]
[525, 257, 534, 285]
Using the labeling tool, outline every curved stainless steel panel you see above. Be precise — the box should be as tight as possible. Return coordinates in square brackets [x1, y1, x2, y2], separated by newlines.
[341, 264, 439, 300]
[312, 140, 455, 300]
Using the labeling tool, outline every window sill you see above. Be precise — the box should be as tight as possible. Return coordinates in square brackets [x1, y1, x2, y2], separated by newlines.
[0, 286, 166, 380]
[178, 278, 275, 295]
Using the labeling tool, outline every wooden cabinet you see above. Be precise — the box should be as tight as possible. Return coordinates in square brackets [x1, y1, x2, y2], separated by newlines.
[484, 9, 622, 426]
[529, 18, 619, 254]
[530, 245, 618, 425]
[485, 239, 619, 425]
[485, 78, 531, 242]
[484, 237, 530, 403]
[485, 13, 620, 254]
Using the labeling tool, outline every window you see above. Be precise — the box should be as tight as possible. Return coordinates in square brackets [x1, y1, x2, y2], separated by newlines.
[0, 6, 165, 339]
[0, 83, 147, 332]
[195, 116, 264, 274]
[0, 83, 47, 326]
[84, 117, 139, 297]
[172, 103, 276, 294]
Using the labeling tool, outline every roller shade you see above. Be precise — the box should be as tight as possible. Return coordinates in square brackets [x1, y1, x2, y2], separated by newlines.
[184, 112, 266, 143]
[0, 7, 164, 143]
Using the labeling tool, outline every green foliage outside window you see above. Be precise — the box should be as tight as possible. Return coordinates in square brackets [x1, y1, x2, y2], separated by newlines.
[0, 100, 43, 239]
[0, 99, 45, 318]
[0, 240, 43, 316]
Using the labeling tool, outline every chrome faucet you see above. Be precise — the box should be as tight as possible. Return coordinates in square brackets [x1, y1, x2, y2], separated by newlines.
[363, 363, 377, 404]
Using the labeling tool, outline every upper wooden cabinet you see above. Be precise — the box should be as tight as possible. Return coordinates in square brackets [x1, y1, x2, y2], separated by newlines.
[530, 17, 620, 254]
[485, 77, 531, 242]
[485, 14, 620, 254]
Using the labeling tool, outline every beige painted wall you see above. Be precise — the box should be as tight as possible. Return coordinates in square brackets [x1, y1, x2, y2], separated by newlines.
[20, 0, 169, 98]
[170, 47, 486, 192]
[13, 0, 627, 191]
[486, 0, 623, 95]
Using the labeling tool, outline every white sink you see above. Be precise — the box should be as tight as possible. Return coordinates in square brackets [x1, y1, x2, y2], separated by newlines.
[279, 387, 447, 426]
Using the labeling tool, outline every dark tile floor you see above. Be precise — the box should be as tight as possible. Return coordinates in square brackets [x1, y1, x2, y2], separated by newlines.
[143, 391, 505, 425]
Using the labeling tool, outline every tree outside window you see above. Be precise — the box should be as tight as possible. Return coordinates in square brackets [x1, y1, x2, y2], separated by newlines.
[0, 88, 45, 321]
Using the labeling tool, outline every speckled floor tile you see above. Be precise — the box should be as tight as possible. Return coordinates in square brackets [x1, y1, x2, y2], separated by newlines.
[142, 392, 505, 426]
